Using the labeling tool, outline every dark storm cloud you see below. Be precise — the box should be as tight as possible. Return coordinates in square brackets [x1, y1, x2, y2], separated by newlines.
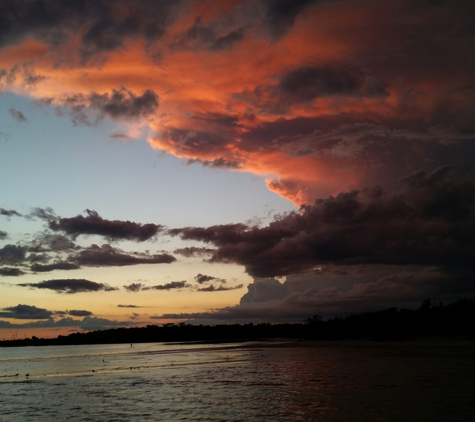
[235, 67, 388, 114]
[30, 261, 80, 272]
[173, 247, 215, 258]
[0, 0, 183, 62]
[53, 87, 159, 125]
[235, 114, 475, 202]
[170, 168, 475, 278]
[0, 244, 26, 265]
[0, 267, 25, 276]
[277, 66, 388, 101]
[18, 279, 118, 294]
[68, 309, 93, 317]
[71, 244, 176, 267]
[0, 208, 22, 218]
[143, 281, 190, 290]
[156, 267, 465, 322]
[262, 0, 323, 40]
[240, 278, 289, 303]
[210, 28, 245, 51]
[0, 304, 53, 320]
[0, 230, 7, 240]
[172, 17, 214, 50]
[123, 282, 145, 292]
[171, 16, 246, 52]
[48, 209, 163, 242]
[8, 107, 27, 122]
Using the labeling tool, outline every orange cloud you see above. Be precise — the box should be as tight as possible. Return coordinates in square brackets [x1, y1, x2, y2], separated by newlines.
[1, 0, 473, 203]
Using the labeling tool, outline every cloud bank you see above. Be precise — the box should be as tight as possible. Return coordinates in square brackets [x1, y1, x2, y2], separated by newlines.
[170, 168, 475, 277]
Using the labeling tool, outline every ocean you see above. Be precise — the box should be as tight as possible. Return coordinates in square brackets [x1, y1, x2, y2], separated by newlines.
[1, 340, 474, 421]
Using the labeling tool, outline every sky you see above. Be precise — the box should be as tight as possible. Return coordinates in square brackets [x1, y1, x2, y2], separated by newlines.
[1, 0, 474, 339]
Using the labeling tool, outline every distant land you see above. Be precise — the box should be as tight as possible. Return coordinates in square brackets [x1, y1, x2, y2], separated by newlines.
[1, 298, 474, 347]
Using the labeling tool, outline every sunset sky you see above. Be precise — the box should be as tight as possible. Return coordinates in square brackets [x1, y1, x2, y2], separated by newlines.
[1, 0, 474, 339]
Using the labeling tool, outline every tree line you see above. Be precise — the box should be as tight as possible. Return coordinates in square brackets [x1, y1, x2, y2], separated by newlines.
[1, 298, 474, 347]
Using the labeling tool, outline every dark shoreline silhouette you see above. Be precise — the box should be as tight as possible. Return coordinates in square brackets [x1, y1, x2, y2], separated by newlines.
[1, 298, 474, 347]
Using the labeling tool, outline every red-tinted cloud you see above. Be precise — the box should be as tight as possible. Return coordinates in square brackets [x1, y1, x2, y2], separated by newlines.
[0, 0, 473, 204]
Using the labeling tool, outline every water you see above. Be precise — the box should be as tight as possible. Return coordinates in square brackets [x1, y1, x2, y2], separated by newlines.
[1, 341, 474, 421]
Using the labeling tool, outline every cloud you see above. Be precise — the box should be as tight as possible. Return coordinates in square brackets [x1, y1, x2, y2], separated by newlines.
[194, 273, 220, 284]
[109, 132, 131, 140]
[18, 279, 118, 294]
[49, 87, 159, 125]
[47, 209, 163, 241]
[0, 1, 474, 323]
[0, 63, 46, 89]
[28, 233, 77, 252]
[197, 283, 243, 292]
[262, 0, 322, 40]
[8, 107, 27, 122]
[0, 0, 183, 62]
[168, 223, 248, 244]
[173, 247, 215, 257]
[27, 253, 49, 264]
[170, 169, 475, 277]
[30, 261, 81, 272]
[236, 66, 388, 115]
[30, 207, 57, 221]
[68, 309, 93, 317]
[156, 265, 473, 322]
[0, 0, 473, 208]
[70, 244, 176, 267]
[118, 304, 142, 308]
[0, 230, 7, 240]
[0, 244, 26, 265]
[143, 281, 190, 290]
[239, 277, 290, 303]
[74, 316, 132, 331]
[192, 273, 242, 292]
[186, 157, 243, 170]
[0, 267, 25, 276]
[170, 16, 247, 52]
[123, 282, 145, 292]
[0, 304, 53, 320]
[0, 208, 22, 218]
[157, 266, 454, 324]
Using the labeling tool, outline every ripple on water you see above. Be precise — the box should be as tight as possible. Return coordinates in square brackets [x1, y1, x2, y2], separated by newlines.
[1, 342, 475, 421]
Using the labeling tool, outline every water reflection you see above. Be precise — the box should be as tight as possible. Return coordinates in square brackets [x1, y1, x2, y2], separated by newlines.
[1, 341, 474, 421]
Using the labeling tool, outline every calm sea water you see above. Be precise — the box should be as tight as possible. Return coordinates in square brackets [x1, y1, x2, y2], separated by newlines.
[1, 340, 474, 421]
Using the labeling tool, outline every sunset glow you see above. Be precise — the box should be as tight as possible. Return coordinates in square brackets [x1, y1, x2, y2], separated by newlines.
[1, 0, 474, 339]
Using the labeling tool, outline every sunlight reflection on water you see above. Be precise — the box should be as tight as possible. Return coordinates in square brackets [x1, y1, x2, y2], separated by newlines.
[1, 341, 474, 421]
